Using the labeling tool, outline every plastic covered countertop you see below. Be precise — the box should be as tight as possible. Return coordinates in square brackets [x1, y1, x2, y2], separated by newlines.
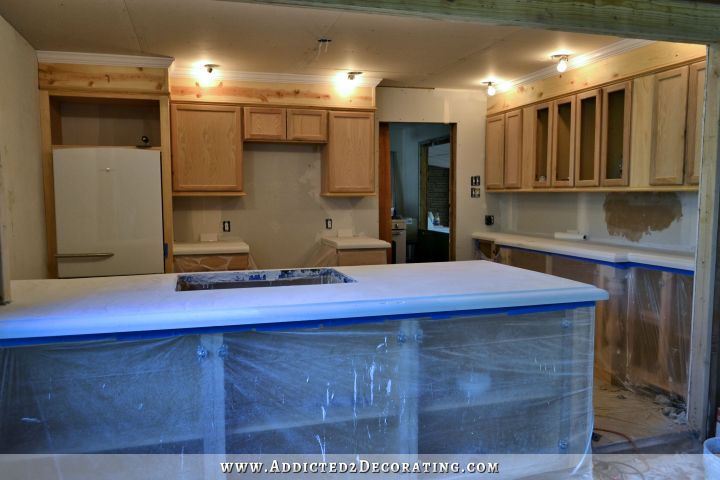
[321, 236, 391, 250]
[472, 232, 694, 272]
[173, 241, 249, 256]
[0, 261, 607, 344]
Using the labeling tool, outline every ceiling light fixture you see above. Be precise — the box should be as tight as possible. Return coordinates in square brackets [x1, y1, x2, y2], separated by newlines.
[552, 54, 570, 73]
[347, 71, 363, 81]
[484, 81, 496, 96]
[199, 63, 219, 87]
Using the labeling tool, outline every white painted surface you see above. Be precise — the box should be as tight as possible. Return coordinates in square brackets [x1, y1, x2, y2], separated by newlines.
[174, 241, 249, 255]
[0, 15, 45, 280]
[495, 192, 699, 253]
[0, 261, 607, 341]
[321, 236, 390, 250]
[378, 88, 489, 261]
[473, 231, 695, 271]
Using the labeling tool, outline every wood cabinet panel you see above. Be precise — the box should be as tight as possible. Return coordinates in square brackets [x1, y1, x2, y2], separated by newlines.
[532, 102, 553, 187]
[287, 109, 327, 142]
[574, 89, 602, 187]
[650, 66, 689, 185]
[504, 109, 523, 188]
[686, 61, 707, 185]
[600, 81, 632, 186]
[485, 114, 505, 189]
[243, 107, 286, 141]
[551, 95, 576, 187]
[171, 104, 243, 192]
[322, 111, 375, 195]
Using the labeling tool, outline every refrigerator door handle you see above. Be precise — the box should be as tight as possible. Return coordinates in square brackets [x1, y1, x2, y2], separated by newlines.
[55, 253, 115, 259]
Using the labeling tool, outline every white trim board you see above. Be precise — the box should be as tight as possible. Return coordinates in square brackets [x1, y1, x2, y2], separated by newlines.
[171, 67, 383, 87]
[36, 51, 175, 68]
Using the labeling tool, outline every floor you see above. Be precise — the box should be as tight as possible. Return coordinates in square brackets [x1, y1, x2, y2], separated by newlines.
[592, 381, 699, 454]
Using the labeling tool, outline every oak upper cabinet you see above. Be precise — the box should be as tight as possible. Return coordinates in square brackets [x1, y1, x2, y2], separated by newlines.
[532, 102, 553, 187]
[322, 111, 375, 195]
[485, 114, 505, 189]
[574, 89, 602, 187]
[685, 61, 706, 185]
[650, 66, 689, 185]
[551, 95, 576, 187]
[600, 81, 632, 186]
[504, 109, 523, 188]
[243, 107, 286, 141]
[287, 109, 328, 142]
[171, 104, 243, 192]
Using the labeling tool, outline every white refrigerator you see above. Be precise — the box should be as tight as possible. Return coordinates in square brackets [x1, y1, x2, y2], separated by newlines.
[53, 147, 165, 278]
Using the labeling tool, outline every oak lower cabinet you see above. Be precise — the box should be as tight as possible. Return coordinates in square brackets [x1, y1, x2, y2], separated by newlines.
[322, 111, 375, 195]
[173, 254, 249, 272]
[171, 104, 243, 193]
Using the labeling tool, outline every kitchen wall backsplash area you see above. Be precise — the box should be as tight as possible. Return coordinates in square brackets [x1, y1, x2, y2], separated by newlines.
[172, 143, 378, 269]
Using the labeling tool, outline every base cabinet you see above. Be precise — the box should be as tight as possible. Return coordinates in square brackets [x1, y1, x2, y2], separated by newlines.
[173, 253, 249, 272]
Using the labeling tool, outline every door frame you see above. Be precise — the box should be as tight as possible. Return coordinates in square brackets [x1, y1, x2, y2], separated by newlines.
[378, 123, 456, 262]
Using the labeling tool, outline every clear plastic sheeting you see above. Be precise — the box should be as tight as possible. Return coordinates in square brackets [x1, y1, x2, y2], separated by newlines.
[494, 246, 692, 403]
[0, 307, 594, 465]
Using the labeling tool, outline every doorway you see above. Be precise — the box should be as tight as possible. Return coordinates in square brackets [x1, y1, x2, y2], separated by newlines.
[379, 122, 455, 264]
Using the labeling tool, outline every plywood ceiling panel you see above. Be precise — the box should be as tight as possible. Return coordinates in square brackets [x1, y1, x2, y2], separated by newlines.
[0, 0, 624, 89]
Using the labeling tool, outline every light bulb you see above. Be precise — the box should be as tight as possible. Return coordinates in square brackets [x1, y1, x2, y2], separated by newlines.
[198, 64, 219, 87]
[556, 56, 568, 73]
[487, 84, 496, 96]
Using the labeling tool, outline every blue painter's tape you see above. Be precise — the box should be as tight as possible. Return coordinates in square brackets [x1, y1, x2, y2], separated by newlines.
[0, 301, 596, 348]
[503, 246, 694, 276]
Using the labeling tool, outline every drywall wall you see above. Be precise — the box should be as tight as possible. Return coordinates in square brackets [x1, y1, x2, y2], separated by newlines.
[173, 143, 378, 269]
[0, 15, 45, 280]
[377, 87, 489, 261]
[495, 191, 699, 252]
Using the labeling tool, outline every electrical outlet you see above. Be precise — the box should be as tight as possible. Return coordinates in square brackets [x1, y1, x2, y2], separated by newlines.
[222, 221, 231, 232]
[485, 215, 495, 226]
[325, 218, 333, 229]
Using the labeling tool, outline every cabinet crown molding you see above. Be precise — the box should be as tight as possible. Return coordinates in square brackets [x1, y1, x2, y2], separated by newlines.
[171, 67, 383, 88]
[37, 51, 174, 68]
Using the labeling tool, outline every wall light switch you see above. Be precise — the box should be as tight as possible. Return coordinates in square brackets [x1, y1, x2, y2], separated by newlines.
[222, 221, 231, 232]
[325, 218, 333, 229]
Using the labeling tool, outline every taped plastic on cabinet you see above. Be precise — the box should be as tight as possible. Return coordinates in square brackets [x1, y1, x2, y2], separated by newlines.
[0, 307, 594, 462]
[495, 245, 692, 403]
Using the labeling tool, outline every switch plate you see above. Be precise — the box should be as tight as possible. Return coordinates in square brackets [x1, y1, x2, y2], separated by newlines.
[222, 221, 231, 232]
[325, 218, 333, 229]
[485, 215, 495, 226]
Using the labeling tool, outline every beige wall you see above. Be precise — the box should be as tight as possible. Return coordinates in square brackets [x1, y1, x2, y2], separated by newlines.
[376, 87, 490, 261]
[173, 143, 378, 269]
[0, 15, 45, 280]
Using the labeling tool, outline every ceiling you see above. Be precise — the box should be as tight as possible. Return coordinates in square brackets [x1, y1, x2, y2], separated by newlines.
[0, 0, 626, 89]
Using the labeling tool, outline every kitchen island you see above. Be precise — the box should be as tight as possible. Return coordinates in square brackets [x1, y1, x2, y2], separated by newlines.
[0, 261, 606, 470]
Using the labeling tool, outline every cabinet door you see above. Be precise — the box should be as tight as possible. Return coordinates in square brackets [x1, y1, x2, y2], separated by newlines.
[551, 95, 575, 187]
[287, 109, 327, 142]
[600, 81, 632, 186]
[504, 110, 523, 189]
[171, 104, 243, 192]
[532, 102, 553, 187]
[574, 89, 602, 187]
[322, 111, 375, 195]
[650, 66, 689, 185]
[243, 107, 286, 141]
[485, 114, 505, 189]
[685, 61, 706, 185]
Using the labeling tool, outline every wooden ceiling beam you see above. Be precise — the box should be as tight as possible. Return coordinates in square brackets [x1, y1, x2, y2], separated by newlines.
[233, 0, 720, 44]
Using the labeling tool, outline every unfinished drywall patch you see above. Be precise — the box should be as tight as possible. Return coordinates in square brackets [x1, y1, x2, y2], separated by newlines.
[604, 192, 683, 242]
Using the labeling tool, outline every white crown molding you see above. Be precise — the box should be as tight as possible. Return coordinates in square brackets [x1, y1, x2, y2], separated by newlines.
[36, 51, 174, 68]
[505, 38, 655, 89]
[171, 67, 383, 88]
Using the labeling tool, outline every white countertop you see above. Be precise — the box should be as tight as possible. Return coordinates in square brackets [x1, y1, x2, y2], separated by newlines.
[174, 241, 249, 255]
[0, 261, 606, 342]
[322, 236, 391, 250]
[472, 232, 694, 271]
